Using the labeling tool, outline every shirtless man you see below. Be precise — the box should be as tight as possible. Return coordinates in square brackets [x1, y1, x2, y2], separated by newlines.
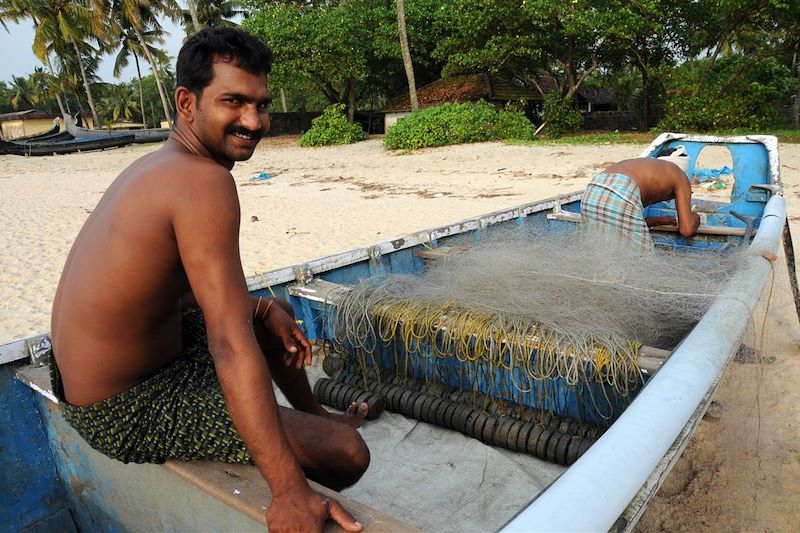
[49, 27, 368, 533]
[581, 156, 701, 253]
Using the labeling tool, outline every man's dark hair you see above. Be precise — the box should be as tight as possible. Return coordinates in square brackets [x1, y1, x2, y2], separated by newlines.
[176, 27, 273, 95]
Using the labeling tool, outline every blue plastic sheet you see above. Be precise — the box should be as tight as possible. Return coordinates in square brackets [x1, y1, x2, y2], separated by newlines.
[692, 166, 731, 181]
[250, 171, 272, 181]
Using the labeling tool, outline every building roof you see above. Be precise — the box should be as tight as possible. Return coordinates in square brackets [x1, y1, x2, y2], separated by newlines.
[0, 109, 58, 121]
[382, 74, 540, 113]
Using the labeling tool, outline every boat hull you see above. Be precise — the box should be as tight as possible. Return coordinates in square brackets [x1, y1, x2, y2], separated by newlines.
[0, 133, 785, 531]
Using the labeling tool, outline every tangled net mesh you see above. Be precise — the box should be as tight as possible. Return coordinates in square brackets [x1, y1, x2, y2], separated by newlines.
[324, 227, 747, 421]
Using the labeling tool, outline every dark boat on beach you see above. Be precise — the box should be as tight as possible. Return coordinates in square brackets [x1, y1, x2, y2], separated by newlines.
[0, 135, 135, 156]
[63, 113, 171, 144]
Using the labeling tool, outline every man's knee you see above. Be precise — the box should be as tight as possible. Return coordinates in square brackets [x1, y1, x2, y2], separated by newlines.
[338, 429, 370, 486]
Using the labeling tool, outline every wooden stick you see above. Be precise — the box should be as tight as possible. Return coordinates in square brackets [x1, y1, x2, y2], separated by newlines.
[650, 224, 750, 237]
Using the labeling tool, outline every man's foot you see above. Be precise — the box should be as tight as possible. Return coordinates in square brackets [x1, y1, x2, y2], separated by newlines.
[327, 402, 369, 428]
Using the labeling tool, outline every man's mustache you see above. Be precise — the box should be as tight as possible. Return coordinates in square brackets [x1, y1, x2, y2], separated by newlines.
[226, 125, 263, 138]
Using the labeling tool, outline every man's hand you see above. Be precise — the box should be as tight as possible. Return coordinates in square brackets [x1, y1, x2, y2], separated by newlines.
[266, 489, 363, 533]
[259, 299, 313, 368]
[679, 212, 701, 238]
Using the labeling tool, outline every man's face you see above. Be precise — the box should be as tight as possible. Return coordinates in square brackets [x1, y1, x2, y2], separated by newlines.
[193, 60, 271, 164]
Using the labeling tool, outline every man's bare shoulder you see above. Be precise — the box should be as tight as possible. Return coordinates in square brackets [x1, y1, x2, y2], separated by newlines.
[147, 143, 234, 182]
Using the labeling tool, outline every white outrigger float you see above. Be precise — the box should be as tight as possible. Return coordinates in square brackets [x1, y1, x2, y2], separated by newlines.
[1, 133, 791, 532]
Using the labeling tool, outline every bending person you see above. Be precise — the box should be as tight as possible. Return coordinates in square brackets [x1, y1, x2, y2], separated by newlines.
[49, 27, 368, 533]
[581, 155, 701, 253]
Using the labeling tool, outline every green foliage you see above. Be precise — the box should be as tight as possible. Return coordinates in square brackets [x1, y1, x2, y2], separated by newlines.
[299, 104, 367, 147]
[139, 73, 175, 127]
[658, 56, 793, 131]
[493, 101, 535, 141]
[0, 82, 13, 114]
[243, 1, 395, 115]
[99, 82, 142, 124]
[384, 100, 535, 150]
[532, 129, 800, 146]
[542, 91, 582, 138]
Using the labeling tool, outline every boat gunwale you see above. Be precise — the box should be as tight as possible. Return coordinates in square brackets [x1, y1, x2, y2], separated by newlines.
[246, 191, 584, 292]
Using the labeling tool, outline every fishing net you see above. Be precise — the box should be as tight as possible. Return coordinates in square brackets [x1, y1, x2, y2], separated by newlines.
[322, 226, 746, 424]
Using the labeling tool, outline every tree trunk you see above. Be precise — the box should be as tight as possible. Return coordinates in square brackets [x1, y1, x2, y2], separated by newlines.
[280, 88, 288, 112]
[42, 54, 66, 116]
[793, 75, 800, 130]
[71, 38, 100, 129]
[638, 65, 650, 130]
[134, 54, 147, 127]
[185, 0, 202, 33]
[792, 52, 799, 130]
[30, 15, 66, 117]
[132, 24, 173, 125]
[74, 92, 86, 120]
[347, 79, 356, 123]
[396, 0, 417, 111]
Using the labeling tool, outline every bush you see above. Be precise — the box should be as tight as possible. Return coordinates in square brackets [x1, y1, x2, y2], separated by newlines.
[493, 101, 535, 141]
[299, 104, 367, 147]
[542, 90, 582, 138]
[384, 100, 536, 150]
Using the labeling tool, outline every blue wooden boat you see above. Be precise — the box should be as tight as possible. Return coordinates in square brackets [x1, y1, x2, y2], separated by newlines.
[0, 133, 788, 531]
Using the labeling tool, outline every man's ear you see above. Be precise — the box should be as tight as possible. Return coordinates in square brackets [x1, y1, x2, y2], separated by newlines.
[175, 86, 197, 124]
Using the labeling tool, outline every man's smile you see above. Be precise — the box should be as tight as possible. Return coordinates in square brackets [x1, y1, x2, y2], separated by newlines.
[228, 127, 261, 143]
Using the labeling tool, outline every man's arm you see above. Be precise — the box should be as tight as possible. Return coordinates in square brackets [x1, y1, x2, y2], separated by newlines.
[672, 171, 701, 237]
[645, 215, 678, 228]
[169, 164, 349, 532]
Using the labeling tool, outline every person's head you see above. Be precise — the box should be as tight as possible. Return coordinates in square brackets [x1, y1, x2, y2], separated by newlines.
[174, 27, 274, 165]
[176, 27, 273, 96]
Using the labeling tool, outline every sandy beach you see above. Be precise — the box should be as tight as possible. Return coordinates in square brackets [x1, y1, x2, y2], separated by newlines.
[1, 135, 798, 530]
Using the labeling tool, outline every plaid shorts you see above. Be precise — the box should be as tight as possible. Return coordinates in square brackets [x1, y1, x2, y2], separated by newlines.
[580, 172, 653, 254]
[49, 309, 253, 465]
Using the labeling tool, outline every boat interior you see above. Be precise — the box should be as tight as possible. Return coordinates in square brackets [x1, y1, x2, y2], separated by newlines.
[2, 134, 783, 531]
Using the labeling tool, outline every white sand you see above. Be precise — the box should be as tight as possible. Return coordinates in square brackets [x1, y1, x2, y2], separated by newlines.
[1, 135, 798, 529]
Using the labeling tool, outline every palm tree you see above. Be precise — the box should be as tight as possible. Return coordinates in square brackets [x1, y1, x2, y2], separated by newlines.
[396, 0, 417, 111]
[185, 0, 201, 33]
[106, 14, 169, 130]
[111, 0, 180, 126]
[100, 82, 141, 124]
[0, 0, 68, 115]
[29, 0, 108, 128]
[0, 0, 18, 31]
[180, 0, 244, 34]
[28, 66, 55, 105]
[8, 75, 36, 109]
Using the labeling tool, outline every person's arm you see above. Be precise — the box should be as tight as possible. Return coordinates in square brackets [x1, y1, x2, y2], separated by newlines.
[180, 290, 198, 309]
[251, 296, 312, 369]
[170, 164, 355, 532]
[672, 172, 701, 237]
[645, 215, 678, 228]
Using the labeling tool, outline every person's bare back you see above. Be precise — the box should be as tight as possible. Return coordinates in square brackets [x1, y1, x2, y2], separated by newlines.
[606, 158, 700, 238]
[51, 147, 220, 405]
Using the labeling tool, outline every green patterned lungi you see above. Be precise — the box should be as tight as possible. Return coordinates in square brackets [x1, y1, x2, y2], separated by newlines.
[581, 172, 653, 254]
[49, 309, 253, 465]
